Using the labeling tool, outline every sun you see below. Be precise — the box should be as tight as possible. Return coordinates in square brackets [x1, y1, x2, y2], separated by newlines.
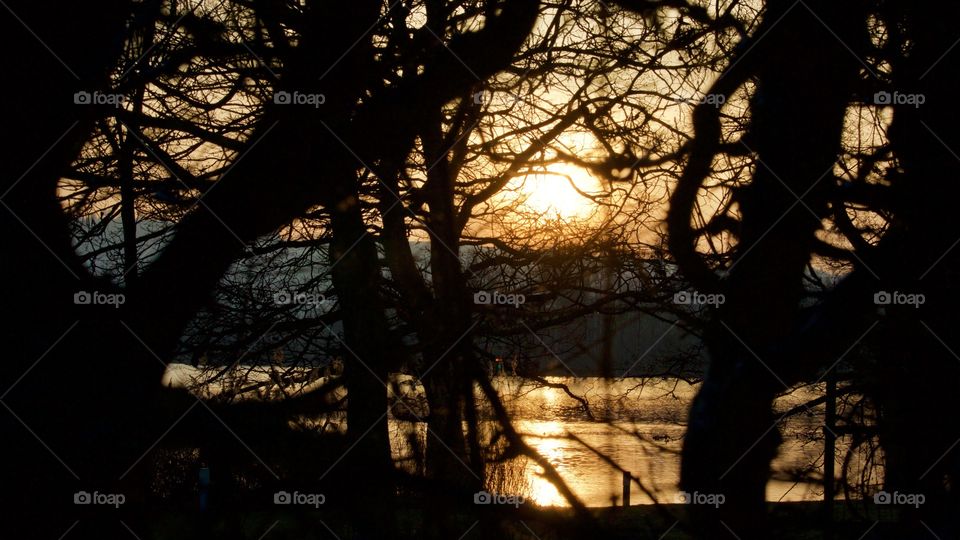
[512, 163, 602, 221]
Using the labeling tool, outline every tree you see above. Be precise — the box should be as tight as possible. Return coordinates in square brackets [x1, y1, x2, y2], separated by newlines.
[3, 0, 541, 537]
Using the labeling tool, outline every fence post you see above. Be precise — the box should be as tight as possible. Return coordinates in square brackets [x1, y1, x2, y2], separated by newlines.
[622, 471, 631, 507]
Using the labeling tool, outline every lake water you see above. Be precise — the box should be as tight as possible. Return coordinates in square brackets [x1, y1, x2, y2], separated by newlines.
[460, 377, 825, 507]
[164, 366, 830, 507]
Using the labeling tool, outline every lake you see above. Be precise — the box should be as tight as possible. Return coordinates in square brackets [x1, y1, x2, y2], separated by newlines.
[164, 366, 830, 507]
[418, 377, 826, 507]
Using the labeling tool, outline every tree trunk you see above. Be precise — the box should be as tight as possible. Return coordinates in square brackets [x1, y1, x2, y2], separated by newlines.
[868, 3, 960, 535]
[678, 2, 865, 537]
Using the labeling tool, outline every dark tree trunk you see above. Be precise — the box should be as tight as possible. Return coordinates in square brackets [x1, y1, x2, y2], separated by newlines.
[0, 3, 133, 537]
[327, 199, 398, 535]
[678, 1, 865, 537]
[420, 108, 487, 537]
[866, 3, 960, 536]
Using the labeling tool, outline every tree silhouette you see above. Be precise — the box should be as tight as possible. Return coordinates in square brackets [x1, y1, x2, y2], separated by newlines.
[5, 0, 960, 538]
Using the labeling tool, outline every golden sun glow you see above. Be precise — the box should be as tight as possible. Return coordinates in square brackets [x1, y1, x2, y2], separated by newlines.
[511, 163, 602, 222]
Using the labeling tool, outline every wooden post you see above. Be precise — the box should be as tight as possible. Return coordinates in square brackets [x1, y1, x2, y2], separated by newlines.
[824, 375, 836, 538]
[622, 471, 631, 507]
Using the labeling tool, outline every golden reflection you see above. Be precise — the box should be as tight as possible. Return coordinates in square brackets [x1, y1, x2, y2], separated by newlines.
[540, 382, 560, 408]
[524, 426, 567, 506]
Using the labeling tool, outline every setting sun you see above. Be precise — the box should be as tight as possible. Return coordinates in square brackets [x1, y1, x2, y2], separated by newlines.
[511, 163, 602, 221]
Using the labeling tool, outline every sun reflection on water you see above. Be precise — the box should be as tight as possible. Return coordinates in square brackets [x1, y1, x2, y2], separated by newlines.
[523, 423, 568, 506]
